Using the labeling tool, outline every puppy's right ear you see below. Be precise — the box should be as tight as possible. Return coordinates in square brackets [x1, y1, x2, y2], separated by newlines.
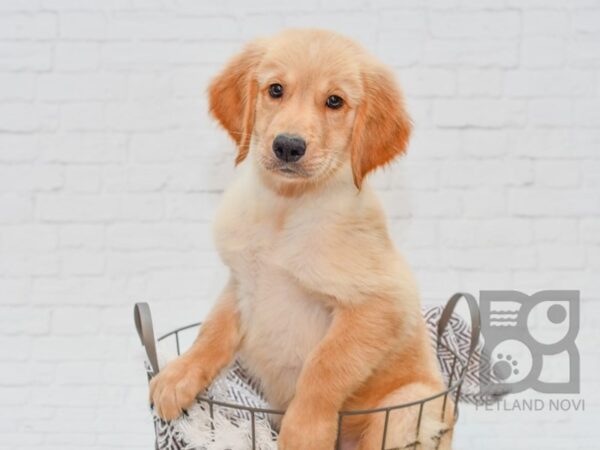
[208, 40, 266, 164]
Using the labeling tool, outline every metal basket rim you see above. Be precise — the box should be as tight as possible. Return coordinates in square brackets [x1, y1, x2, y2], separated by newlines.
[156, 322, 470, 417]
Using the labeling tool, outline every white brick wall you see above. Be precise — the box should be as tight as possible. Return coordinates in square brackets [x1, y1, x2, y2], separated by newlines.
[1, 0, 599, 448]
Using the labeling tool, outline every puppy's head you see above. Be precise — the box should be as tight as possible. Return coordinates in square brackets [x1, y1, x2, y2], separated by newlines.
[209, 29, 411, 192]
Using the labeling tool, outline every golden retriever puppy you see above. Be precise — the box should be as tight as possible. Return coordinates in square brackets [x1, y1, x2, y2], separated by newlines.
[150, 29, 452, 450]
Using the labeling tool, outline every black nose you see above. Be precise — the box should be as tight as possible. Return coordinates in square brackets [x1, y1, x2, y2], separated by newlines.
[272, 134, 306, 162]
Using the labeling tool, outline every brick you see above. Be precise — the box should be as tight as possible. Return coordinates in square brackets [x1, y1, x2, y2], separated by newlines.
[0, 362, 54, 384]
[400, 68, 456, 97]
[144, 269, 214, 298]
[38, 74, 127, 101]
[128, 166, 169, 192]
[388, 219, 437, 248]
[0, 74, 35, 100]
[0, 165, 63, 193]
[166, 193, 220, 221]
[534, 161, 581, 187]
[573, 131, 600, 158]
[119, 194, 165, 221]
[108, 15, 239, 40]
[36, 194, 119, 222]
[534, 219, 579, 243]
[476, 219, 533, 246]
[240, 14, 286, 40]
[523, 10, 568, 36]
[0, 252, 60, 277]
[390, 161, 439, 190]
[60, 102, 106, 131]
[430, 12, 520, 39]
[51, 307, 101, 334]
[582, 161, 600, 186]
[42, 0, 119, 10]
[404, 98, 430, 128]
[0, 13, 57, 39]
[103, 361, 143, 385]
[31, 278, 82, 305]
[0, 42, 52, 70]
[529, 99, 573, 127]
[568, 39, 600, 68]
[443, 247, 536, 270]
[55, 362, 104, 385]
[59, 12, 106, 39]
[54, 42, 100, 71]
[462, 187, 506, 218]
[458, 69, 503, 97]
[101, 41, 172, 68]
[574, 100, 600, 127]
[0, 0, 39, 11]
[0, 336, 32, 361]
[0, 225, 58, 252]
[105, 249, 203, 277]
[513, 130, 571, 158]
[504, 70, 594, 97]
[106, 224, 189, 250]
[32, 336, 129, 361]
[439, 220, 477, 248]
[0, 103, 41, 132]
[41, 133, 128, 163]
[0, 194, 33, 224]
[59, 224, 104, 249]
[171, 68, 213, 99]
[128, 73, 172, 101]
[0, 279, 31, 305]
[581, 219, 600, 244]
[462, 130, 509, 158]
[232, 0, 320, 12]
[380, 10, 427, 37]
[522, 37, 566, 68]
[0, 103, 58, 133]
[378, 38, 422, 67]
[440, 161, 532, 187]
[433, 100, 526, 128]
[539, 244, 586, 269]
[509, 188, 600, 216]
[64, 166, 102, 193]
[410, 191, 463, 218]
[283, 12, 379, 46]
[571, 10, 600, 35]
[106, 102, 178, 132]
[61, 250, 105, 275]
[423, 39, 519, 67]
[0, 308, 50, 335]
[408, 129, 461, 160]
[0, 135, 39, 162]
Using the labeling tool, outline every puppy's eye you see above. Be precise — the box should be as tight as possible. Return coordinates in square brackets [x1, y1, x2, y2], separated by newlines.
[268, 83, 284, 99]
[326, 95, 344, 109]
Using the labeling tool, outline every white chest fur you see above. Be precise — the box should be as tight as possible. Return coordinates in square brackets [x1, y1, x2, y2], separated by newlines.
[212, 170, 334, 409]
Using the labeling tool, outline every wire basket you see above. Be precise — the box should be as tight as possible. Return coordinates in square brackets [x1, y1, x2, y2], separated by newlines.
[135, 293, 481, 450]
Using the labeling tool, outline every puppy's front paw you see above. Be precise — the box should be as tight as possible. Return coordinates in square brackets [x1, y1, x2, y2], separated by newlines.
[278, 405, 338, 450]
[149, 356, 208, 421]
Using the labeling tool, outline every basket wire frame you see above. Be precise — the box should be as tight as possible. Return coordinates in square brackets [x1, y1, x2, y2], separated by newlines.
[136, 292, 480, 450]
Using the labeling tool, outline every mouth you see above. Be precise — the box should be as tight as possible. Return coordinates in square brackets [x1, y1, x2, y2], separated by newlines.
[279, 167, 297, 175]
[264, 161, 309, 178]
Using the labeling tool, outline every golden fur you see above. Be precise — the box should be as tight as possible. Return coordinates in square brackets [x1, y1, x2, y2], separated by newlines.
[150, 29, 452, 450]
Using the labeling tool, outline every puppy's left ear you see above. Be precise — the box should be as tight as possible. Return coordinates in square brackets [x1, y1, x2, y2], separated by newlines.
[208, 40, 266, 164]
[350, 63, 412, 188]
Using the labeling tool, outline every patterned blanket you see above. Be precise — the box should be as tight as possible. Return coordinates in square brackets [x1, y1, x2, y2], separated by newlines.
[148, 305, 497, 450]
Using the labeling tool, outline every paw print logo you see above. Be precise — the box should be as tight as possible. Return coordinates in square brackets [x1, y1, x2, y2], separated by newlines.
[480, 290, 579, 395]
[493, 353, 519, 381]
